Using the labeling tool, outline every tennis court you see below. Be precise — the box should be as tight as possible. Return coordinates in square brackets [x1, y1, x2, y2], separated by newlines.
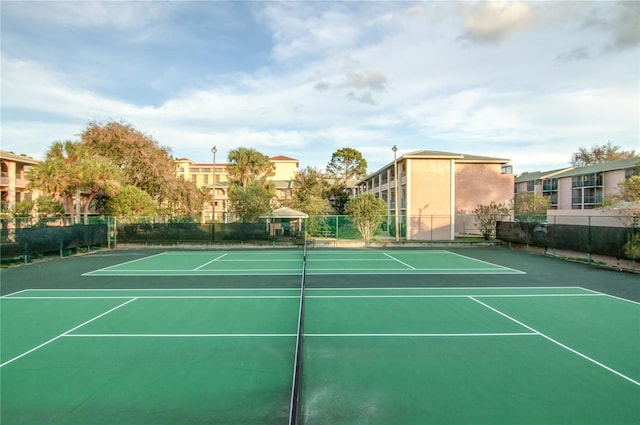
[1, 247, 639, 424]
[80, 249, 525, 276]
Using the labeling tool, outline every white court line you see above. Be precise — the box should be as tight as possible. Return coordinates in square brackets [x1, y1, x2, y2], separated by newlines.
[81, 271, 303, 276]
[445, 250, 526, 274]
[14, 288, 297, 292]
[194, 253, 228, 271]
[383, 253, 416, 270]
[199, 258, 302, 262]
[306, 332, 538, 337]
[469, 296, 640, 387]
[2, 287, 597, 299]
[2, 294, 602, 300]
[86, 268, 303, 273]
[306, 270, 523, 275]
[63, 332, 536, 338]
[8, 286, 592, 292]
[0, 298, 138, 368]
[308, 250, 451, 255]
[306, 286, 593, 292]
[65, 333, 296, 338]
[1, 289, 30, 298]
[82, 252, 168, 275]
[4, 296, 300, 300]
[306, 294, 602, 299]
[578, 287, 640, 306]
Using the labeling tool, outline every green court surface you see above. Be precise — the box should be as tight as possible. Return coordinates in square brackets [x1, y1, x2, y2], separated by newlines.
[1, 248, 639, 424]
[81, 249, 525, 276]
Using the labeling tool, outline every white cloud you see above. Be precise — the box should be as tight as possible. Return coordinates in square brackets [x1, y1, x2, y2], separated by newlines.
[1, 55, 135, 118]
[462, 0, 534, 42]
[345, 70, 388, 91]
[601, 1, 640, 52]
[1, 1, 169, 31]
[0, 121, 82, 160]
[1, 1, 638, 176]
[257, 2, 362, 61]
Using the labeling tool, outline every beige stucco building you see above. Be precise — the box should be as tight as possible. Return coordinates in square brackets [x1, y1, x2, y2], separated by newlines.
[515, 157, 639, 211]
[357, 150, 514, 240]
[176, 155, 299, 223]
[0, 150, 40, 212]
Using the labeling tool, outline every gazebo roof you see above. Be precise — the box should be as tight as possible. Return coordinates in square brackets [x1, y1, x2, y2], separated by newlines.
[260, 207, 308, 219]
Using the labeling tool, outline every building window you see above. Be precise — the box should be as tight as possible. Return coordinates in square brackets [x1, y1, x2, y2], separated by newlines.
[542, 178, 557, 191]
[381, 171, 388, 185]
[526, 181, 534, 192]
[572, 185, 603, 209]
[572, 172, 604, 188]
[542, 178, 558, 208]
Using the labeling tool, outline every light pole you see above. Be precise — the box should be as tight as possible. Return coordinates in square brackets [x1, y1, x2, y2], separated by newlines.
[211, 146, 217, 225]
[392, 145, 399, 242]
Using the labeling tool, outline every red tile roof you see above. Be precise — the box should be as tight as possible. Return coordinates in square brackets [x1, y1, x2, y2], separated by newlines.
[270, 155, 298, 161]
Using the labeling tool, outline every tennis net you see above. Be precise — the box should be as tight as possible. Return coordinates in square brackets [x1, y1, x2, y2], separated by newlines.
[288, 239, 307, 425]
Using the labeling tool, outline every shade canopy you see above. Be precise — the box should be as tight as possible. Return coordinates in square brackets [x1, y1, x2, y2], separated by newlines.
[259, 207, 308, 219]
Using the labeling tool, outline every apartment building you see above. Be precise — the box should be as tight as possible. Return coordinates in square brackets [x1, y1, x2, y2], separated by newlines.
[0, 150, 40, 212]
[357, 150, 514, 241]
[515, 157, 639, 210]
[175, 155, 299, 222]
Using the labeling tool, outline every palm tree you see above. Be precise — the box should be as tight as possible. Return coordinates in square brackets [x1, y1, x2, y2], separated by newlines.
[29, 140, 122, 222]
[27, 141, 84, 215]
[227, 147, 275, 188]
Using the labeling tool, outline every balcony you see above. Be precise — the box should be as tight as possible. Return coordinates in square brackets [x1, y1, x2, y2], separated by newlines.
[583, 195, 603, 204]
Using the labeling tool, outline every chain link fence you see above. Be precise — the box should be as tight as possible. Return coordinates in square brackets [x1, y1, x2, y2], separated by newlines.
[497, 215, 639, 263]
[4, 213, 637, 268]
[1, 217, 109, 264]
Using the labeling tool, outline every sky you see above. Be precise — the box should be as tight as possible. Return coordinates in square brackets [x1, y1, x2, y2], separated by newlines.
[1, 0, 639, 175]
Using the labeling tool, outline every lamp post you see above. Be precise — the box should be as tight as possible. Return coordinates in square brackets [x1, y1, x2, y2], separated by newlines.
[211, 145, 217, 228]
[392, 145, 399, 242]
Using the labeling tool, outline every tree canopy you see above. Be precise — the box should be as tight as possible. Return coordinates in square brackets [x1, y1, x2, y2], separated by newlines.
[228, 184, 274, 223]
[344, 193, 388, 245]
[226, 147, 276, 221]
[81, 120, 179, 203]
[28, 140, 121, 221]
[473, 201, 512, 240]
[103, 185, 157, 217]
[327, 184, 351, 215]
[286, 166, 330, 215]
[326, 147, 368, 184]
[513, 192, 550, 219]
[571, 142, 637, 166]
[28, 121, 204, 220]
[601, 174, 640, 211]
[227, 147, 275, 188]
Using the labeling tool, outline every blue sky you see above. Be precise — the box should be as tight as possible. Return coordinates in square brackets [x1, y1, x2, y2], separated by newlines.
[1, 1, 638, 175]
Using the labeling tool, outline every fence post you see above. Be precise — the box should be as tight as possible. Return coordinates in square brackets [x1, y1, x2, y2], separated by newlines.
[632, 215, 638, 272]
[588, 215, 592, 264]
[430, 215, 433, 243]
